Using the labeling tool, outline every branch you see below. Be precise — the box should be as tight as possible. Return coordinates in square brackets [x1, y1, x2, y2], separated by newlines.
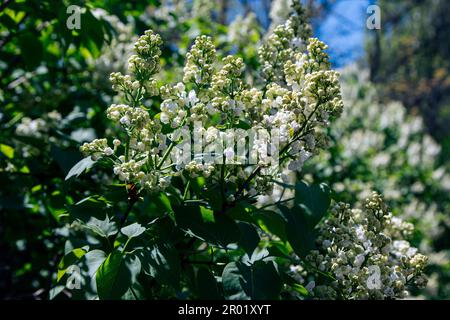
[109, 186, 139, 246]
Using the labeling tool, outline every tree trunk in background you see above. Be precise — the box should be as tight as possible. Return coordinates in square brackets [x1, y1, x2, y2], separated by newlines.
[369, 29, 381, 83]
[219, 0, 229, 25]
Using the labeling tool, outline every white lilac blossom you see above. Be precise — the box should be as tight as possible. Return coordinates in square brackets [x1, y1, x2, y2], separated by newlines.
[152, 0, 213, 28]
[14, 111, 64, 158]
[15, 111, 62, 139]
[259, 0, 312, 82]
[89, 10, 136, 96]
[80, 139, 110, 161]
[80, 13, 343, 196]
[16, 117, 48, 139]
[309, 65, 449, 298]
[183, 35, 216, 86]
[153, 0, 189, 28]
[109, 31, 161, 101]
[191, 0, 214, 21]
[305, 192, 428, 299]
[269, 0, 293, 30]
[227, 13, 261, 51]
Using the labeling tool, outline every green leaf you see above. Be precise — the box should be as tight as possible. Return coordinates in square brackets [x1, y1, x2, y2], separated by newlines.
[50, 145, 83, 175]
[190, 176, 206, 196]
[49, 285, 65, 300]
[196, 267, 221, 300]
[96, 251, 141, 300]
[84, 215, 118, 238]
[222, 261, 282, 300]
[84, 249, 107, 278]
[158, 192, 174, 213]
[121, 222, 146, 239]
[0, 14, 18, 30]
[145, 192, 176, 219]
[237, 222, 260, 256]
[267, 242, 291, 259]
[0, 144, 14, 159]
[291, 283, 309, 296]
[139, 243, 181, 288]
[67, 196, 110, 222]
[236, 120, 251, 130]
[245, 247, 270, 264]
[203, 185, 223, 212]
[57, 248, 87, 282]
[65, 156, 96, 180]
[295, 181, 331, 228]
[80, 10, 106, 57]
[104, 184, 128, 203]
[281, 273, 309, 297]
[200, 206, 215, 223]
[225, 201, 257, 224]
[18, 32, 43, 70]
[279, 205, 316, 258]
[254, 210, 287, 242]
[174, 205, 241, 246]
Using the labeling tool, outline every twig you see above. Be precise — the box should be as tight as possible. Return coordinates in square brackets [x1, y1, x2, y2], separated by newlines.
[109, 188, 138, 246]
[233, 165, 262, 200]
[182, 179, 191, 201]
